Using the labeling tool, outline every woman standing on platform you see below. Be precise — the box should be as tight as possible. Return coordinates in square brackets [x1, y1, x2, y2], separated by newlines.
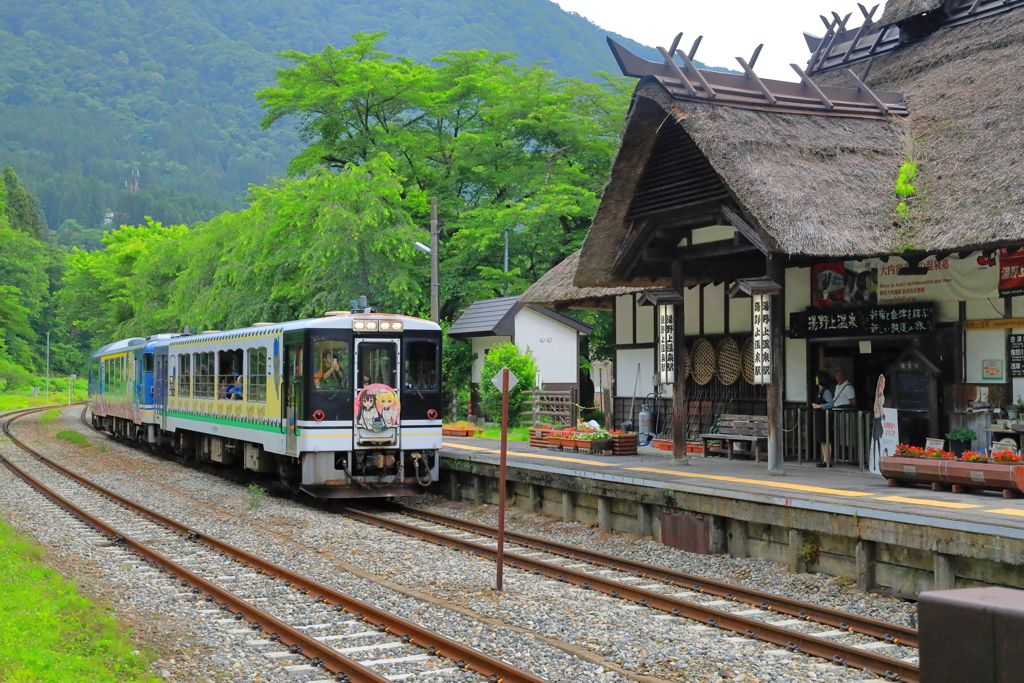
[811, 370, 836, 468]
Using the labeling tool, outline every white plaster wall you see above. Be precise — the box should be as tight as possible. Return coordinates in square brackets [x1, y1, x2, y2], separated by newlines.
[964, 299, 1008, 384]
[785, 339, 808, 402]
[729, 296, 752, 333]
[704, 283, 725, 335]
[684, 286, 700, 336]
[616, 347, 655, 398]
[635, 300, 655, 345]
[936, 301, 960, 324]
[515, 308, 579, 386]
[471, 336, 511, 383]
[785, 267, 811, 330]
[615, 295, 634, 345]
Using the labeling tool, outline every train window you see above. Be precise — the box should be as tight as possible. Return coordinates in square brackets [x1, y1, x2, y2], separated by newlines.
[218, 349, 244, 400]
[247, 347, 267, 403]
[404, 341, 438, 391]
[313, 340, 350, 392]
[194, 351, 215, 399]
[144, 353, 154, 373]
[178, 353, 191, 398]
[358, 343, 396, 389]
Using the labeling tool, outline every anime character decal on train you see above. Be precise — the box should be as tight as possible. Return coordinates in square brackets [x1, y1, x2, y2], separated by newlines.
[355, 383, 401, 431]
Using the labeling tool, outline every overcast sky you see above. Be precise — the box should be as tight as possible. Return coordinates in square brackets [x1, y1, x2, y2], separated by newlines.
[551, 0, 887, 80]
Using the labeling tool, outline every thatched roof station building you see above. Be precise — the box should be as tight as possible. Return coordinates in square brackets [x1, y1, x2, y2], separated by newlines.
[578, 0, 1024, 467]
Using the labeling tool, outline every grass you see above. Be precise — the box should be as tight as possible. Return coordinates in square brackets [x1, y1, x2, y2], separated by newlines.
[0, 521, 159, 683]
[39, 409, 61, 424]
[0, 378, 90, 412]
[478, 425, 532, 443]
[246, 484, 267, 509]
[56, 430, 90, 447]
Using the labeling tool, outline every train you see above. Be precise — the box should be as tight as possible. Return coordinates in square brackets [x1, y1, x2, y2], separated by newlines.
[88, 309, 442, 498]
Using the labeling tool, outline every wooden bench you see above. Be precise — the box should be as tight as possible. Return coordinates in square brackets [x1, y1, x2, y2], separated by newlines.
[699, 414, 769, 462]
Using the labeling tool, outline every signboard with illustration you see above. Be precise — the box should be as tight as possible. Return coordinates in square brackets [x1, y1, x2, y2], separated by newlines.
[811, 252, 1005, 308]
[870, 408, 899, 476]
[355, 383, 401, 431]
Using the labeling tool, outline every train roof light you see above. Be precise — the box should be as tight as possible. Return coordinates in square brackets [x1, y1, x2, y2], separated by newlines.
[364, 320, 378, 331]
[353, 320, 366, 330]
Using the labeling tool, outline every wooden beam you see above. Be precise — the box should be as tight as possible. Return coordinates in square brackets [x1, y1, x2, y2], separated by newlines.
[766, 257, 785, 474]
[675, 47, 716, 100]
[672, 300, 688, 463]
[790, 63, 835, 110]
[675, 238, 760, 262]
[720, 205, 774, 256]
[656, 46, 697, 98]
[735, 56, 777, 105]
[843, 68, 889, 115]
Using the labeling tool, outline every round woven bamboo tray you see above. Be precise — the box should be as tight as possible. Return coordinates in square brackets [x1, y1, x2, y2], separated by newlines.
[716, 337, 741, 385]
[741, 337, 755, 384]
[691, 338, 715, 386]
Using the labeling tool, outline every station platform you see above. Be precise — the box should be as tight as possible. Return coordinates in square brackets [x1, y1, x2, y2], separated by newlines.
[441, 436, 1024, 537]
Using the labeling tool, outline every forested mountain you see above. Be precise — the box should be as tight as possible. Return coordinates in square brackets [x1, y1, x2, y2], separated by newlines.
[0, 0, 684, 237]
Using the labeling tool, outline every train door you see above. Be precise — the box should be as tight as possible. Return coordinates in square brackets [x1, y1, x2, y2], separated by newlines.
[134, 356, 143, 406]
[353, 338, 400, 450]
[284, 342, 303, 456]
[154, 349, 167, 419]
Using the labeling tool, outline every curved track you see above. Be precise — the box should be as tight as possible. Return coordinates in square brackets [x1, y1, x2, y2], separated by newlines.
[77, 405, 920, 682]
[340, 507, 919, 682]
[2, 406, 546, 683]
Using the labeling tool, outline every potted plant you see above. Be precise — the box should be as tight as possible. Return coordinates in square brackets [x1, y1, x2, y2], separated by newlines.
[945, 428, 977, 456]
[1009, 397, 1024, 420]
[576, 430, 613, 453]
[960, 450, 988, 463]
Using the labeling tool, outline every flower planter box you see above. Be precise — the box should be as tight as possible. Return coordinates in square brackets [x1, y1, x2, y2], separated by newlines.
[686, 441, 704, 454]
[881, 456, 1022, 498]
[442, 428, 470, 437]
[575, 440, 592, 452]
[612, 433, 638, 456]
[651, 439, 672, 451]
[530, 428, 554, 448]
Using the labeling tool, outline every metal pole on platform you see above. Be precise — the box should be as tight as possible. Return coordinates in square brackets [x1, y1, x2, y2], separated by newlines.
[496, 367, 509, 591]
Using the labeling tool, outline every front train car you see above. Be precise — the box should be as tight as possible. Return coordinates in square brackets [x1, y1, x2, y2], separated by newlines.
[156, 311, 441, 498]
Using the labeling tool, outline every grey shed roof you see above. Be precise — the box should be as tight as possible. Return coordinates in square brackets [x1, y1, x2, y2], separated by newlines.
[448, 296, 593, 339]
[447, 296, 521, 338]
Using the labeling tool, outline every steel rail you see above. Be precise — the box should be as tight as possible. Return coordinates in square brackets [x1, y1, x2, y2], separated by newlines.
[397, 504, 919, 648]
[341, 507, 918, 683]
[7, 407, 546, 683]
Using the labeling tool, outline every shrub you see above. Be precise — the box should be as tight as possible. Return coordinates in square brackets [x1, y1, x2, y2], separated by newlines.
[246, 484, 267, 509]
[945, 427, 977, 442]
[479, 343, 537, 428]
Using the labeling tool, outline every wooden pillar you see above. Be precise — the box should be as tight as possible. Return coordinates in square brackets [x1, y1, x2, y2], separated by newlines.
[672, 261, 688, 462]
[767, 257, 786, 474]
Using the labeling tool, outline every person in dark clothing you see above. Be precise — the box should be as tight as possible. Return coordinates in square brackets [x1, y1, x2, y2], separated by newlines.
[811, 370, 836, 468]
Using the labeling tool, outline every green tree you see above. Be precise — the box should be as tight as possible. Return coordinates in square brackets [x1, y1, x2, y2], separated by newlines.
[259, 34, 631, 315]
[479, 342, 537, 427]
[2, 167, 48, 239]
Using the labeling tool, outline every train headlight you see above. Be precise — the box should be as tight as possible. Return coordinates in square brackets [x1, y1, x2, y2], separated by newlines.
[392, 321, 403, 331]
[379, 321, 392, 331]
[364, 321, 378, 331]
[353, 321, 366, 330]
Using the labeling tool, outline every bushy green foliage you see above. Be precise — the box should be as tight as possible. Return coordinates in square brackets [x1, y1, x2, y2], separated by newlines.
[479, 342, 537, 427]
[0, 521, 158, 682]
[895, 160, 918, 198]
[55, 430, 90, 447]
[441, 322, 474, 420]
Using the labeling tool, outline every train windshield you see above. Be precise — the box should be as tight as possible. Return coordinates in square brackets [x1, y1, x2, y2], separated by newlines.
[313, 340, 350, 391]
[357, 343, 396, 388]
[404, 341, 438, 391]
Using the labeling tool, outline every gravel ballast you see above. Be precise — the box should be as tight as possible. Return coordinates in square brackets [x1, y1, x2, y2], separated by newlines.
[0, 408, 908, 682]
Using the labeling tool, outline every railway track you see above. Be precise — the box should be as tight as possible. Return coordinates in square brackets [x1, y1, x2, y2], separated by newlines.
[1, 406, 546, 683]
[74, 405, 921, 681]
[340, 506, 920, 683]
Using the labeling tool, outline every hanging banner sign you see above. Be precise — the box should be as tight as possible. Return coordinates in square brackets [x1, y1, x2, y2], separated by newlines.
[1010, 334, 1024, 378]
[811, 253, 1000, 308]
[657, 304, 675, 385]
[963, 317, 1024, 330]
[999, 249, 1024, 298]
[752, 294, 771, 384]
[790, 303, 935, 339]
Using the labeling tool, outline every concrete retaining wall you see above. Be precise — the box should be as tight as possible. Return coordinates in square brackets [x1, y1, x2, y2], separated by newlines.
[440, 457, 1024, 598]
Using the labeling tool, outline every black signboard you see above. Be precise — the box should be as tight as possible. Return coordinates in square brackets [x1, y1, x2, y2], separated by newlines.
[789, 303, 934, 339]
[1010, 334, 1024, 378]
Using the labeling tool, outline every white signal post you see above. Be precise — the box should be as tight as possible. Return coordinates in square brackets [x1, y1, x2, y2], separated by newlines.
[491, 365, 518, 591]
[68, 374, 77, 405]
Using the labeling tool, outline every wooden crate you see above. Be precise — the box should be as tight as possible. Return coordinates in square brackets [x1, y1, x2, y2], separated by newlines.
[612, 432, 638, 456]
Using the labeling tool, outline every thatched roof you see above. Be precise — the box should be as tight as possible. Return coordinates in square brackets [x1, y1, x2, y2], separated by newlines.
[520, 250, 644, 309]
[815, 10, 1024, 252]
[577, 9, 1024, 288]
[576, 84, 903, 287]
[879, 0, 946, 24]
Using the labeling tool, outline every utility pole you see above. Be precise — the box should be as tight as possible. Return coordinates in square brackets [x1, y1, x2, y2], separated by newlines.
[503, 230, 509, 297]
[430, 197, 439, 324]
[45, 332, 50, 400]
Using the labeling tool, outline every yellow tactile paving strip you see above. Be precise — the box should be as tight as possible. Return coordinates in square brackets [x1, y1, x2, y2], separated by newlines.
[443, 441, 1024, 517]
[626, 467, 874, 498]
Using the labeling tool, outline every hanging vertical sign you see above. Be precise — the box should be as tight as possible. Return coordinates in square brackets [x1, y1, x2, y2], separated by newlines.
[657, 304, 675, 385]
[752, 294, 771, 384]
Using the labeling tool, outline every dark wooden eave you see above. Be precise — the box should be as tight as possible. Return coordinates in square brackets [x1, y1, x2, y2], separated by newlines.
[608, 38, 906, 119]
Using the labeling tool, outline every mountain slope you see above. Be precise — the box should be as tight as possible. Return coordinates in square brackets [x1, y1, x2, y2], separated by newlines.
[0, 0, 685, 234]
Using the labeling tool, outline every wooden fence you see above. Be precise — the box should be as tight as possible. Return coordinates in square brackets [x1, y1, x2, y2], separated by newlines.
[521, 388, 578, 428]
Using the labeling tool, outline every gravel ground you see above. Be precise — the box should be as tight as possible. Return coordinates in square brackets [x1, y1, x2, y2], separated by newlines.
[0, 408, 906, 682]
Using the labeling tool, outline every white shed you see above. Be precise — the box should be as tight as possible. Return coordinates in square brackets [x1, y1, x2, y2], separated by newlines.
[448, 296, 593, 393]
